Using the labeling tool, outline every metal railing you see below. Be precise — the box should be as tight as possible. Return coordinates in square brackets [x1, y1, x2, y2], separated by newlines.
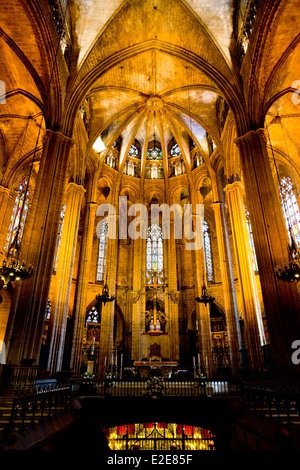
[5, 384, 72, 433]
[72, 377, 241, 398]
[241, 382, 300, 425]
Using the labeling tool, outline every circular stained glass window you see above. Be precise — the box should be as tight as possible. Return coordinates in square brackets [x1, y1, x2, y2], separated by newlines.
[128, 145, 139, 158]
[147, 146, 162, 160]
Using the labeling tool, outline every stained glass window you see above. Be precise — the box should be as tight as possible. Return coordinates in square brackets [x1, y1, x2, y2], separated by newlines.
[128, 145, 139, 158]
[170, 143, 181, 158]
[279, 176, 300, 247]
[202, 221, 213, 282]
[86, 306, 100, 325]
[4, 178, 30, 252]
[46, 299, 52, 320]
[245, 207, 258, 271]
[146, 224, 163, 284]
[97, 220, 108, 282]
[53, 204, 66, 271]
[147, 146, 162, 160]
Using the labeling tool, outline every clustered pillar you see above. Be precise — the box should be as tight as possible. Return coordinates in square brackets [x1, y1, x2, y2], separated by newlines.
[211, 201, 242, 375]
[4, 130, 73, 380]
[235, 129, 300, 378]
[47, 182, 85, 373]
[70, 173, 99, 374]
[224, 180, 265, 374]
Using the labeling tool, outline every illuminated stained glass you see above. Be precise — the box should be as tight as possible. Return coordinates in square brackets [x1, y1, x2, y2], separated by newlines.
[86, 306, 100, 325]
[128, 145, 139, 158]
[107, 423, 216, 451]
[146, 224, 163, 284]
[245, 207, 258, 272]
[45, 299, 52, 320]
[170, 143, 181, 158]
[202, 221, 213, 282]
[279, 176, 300, 247]
[147, 147, 162, 160]
[97, 221, 108, 281]
[4, 178, 30, 252]
[53, 204, 66, 271]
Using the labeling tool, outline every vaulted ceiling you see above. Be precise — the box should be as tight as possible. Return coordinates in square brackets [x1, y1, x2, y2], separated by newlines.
[69, 0, 241, 186]
[72, 0, 236, 67]
[1, 0, 300, 191]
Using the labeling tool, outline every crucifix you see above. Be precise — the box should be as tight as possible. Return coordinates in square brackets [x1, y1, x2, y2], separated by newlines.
[145, 268, 165, 333]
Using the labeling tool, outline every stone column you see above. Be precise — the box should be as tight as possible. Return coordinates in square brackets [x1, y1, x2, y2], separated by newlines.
[4, 130, 73, 369]
[190, 206, 213, 377]
[224, 180, 265, 373]
[47, 182, 85, 373]
[211, 202, 242, 375]
[69, 174, 99, 374]
[235, 129, 300, 378]
[167, 216, 180, 361]
[98, 216, 119, 377]
[131, 236, 144, 362]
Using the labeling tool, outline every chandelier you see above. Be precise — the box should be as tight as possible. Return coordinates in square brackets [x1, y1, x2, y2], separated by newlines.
[196, 279, 215, 307]
[274, 232, 300, 282]
[0, 232, 34, 302]
[96, 283, 115, 307]
[0, 119, 35, 303]
[267, 115, 300, 283]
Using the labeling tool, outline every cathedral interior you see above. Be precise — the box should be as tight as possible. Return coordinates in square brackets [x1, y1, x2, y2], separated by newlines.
[1, 0, 300, 453]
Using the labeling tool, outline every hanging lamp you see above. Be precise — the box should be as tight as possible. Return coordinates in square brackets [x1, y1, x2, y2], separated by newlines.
[196, 275, 215, 307]
[0, 119, 35, 302]
[267, 115, 300, 282]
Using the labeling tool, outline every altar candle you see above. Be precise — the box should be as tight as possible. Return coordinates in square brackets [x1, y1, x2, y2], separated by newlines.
[193, 356, 196, 367]
[104, 356, 107, 369]
[198, 353, 200, 365]
[87, 361, 94, 375]
[120, 354, 123, 366]
[91, 336, 95, 355]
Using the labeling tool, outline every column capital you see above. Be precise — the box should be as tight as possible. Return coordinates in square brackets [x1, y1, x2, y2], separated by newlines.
[66, 181, 86, 197]
[0, 184, 10, 196]
[211, 201, 225, 211]
[42, 129, 74, 149]
[234, 128, 266, 147]
[224, 180, 245, 195]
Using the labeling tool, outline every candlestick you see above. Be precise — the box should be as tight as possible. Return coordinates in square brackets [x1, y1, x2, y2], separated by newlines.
[87, 361, 94, 375]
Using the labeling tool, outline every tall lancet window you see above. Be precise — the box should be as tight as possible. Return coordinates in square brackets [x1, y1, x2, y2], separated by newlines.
[146, 224, 163, 284]
[202, 221, 213, 282]
[53, 204, 66, 271]
[4, 178, 30, 252]
[245, 207, 258, 272]
[97, 220, 108, 282]
[279, 176, 300, 247]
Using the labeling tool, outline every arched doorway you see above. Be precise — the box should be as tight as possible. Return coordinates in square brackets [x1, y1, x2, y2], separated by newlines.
[210, 304, 231, 378]
[187, 304, 231, 377]
[81, 301, 125, 376]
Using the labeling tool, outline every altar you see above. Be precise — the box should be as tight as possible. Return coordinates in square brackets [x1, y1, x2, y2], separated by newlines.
[133, 361, 178, 378]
